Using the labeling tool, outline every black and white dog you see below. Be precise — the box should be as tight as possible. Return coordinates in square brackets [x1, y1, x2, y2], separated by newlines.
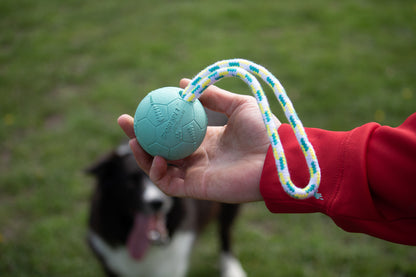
[86, 110, 247, 277]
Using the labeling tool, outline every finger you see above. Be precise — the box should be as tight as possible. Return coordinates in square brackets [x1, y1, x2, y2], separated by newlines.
[118, 114, 136, 139]
[149, 156, 167, 184]
[150, 156, 186, 197]
[129, 138, 153, 175]
[179, 78, 252, 118]
[179, 78, 191, 89]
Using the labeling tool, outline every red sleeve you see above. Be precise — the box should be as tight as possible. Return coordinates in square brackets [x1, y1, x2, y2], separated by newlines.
[259, 113, 416, 245]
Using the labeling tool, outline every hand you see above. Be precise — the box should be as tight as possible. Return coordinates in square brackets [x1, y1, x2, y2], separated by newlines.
[118, 79, 280, 203]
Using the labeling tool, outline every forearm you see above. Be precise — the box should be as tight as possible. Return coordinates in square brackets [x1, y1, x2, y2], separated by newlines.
[260, 114, 416, 245]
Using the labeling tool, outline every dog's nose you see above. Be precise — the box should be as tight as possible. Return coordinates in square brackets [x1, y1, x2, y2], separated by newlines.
[149, 199, 163, 212]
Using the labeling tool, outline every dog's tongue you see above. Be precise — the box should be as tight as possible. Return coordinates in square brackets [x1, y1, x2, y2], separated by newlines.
[127, 213, 151, 260]
[127, 213, 168, 260]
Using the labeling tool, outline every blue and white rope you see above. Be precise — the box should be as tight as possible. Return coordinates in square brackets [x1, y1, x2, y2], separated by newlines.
[181, 58, 322, 200]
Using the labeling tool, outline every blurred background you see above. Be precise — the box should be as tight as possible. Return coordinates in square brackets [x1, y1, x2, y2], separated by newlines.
[1, 0, 415, 276]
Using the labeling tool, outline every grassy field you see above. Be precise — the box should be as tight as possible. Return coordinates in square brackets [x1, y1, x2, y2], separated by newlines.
[1, 0, 415, 276]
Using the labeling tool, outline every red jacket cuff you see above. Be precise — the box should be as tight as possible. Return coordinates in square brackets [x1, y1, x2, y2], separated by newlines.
[259, 123, 376, 215]
[259, 116, 416, 245]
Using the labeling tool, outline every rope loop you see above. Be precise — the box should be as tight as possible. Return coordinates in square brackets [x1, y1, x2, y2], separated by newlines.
[181, 59, 322, 200]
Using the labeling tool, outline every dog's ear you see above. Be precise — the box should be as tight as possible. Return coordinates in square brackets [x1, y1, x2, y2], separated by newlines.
[85, 143, 142, 180]
[85, 152, 118, 177]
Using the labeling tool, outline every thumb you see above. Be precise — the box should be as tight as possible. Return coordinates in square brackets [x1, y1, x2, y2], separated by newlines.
[179, 78, 253, 118]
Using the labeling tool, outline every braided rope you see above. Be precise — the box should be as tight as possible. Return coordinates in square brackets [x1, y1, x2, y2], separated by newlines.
[181, 59, 322, 200]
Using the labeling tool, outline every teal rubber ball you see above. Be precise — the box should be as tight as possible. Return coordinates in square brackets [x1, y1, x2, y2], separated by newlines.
[133, 87, 208, 160]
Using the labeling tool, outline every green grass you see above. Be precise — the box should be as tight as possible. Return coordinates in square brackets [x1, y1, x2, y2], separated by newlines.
[1, 0, 415, 276]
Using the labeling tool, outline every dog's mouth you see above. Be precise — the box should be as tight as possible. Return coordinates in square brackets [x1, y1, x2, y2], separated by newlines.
[127, 212, 169, 260]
